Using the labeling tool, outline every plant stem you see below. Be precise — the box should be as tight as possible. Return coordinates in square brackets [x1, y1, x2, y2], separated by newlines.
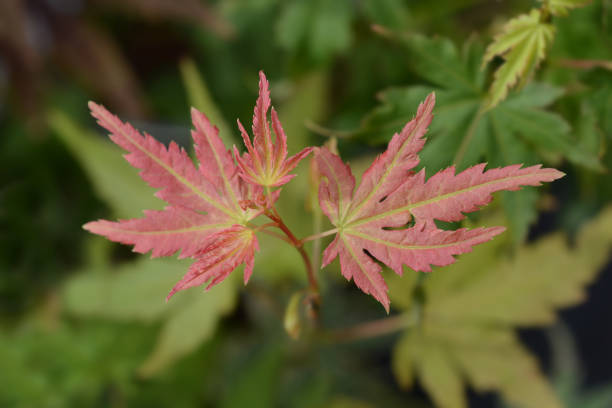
[311, 206, 323, 272]
[320, 314, 416, 343]
[264, 208, 320, 296]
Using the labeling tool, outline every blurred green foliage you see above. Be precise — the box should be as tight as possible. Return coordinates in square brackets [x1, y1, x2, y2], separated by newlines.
[1, 0, 611, 407]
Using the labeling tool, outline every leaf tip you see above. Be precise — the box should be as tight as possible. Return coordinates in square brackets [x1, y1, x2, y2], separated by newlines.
[424, 91, 436, 108]
[189, 106, 200, 118]
[257, 70, 271, 102]
[165, 289, 176, 303]
[88, 101, 107, 119]
[550, 168, 566, 180]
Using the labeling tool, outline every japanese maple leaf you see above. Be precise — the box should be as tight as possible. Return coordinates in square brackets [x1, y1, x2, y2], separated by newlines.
[233, 71, 313, 188]
[314, 93, 564, 311]
[84, 103, 262, 299]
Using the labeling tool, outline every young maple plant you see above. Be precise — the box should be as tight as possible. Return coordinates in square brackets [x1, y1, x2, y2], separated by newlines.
[84, 71, 563, 313]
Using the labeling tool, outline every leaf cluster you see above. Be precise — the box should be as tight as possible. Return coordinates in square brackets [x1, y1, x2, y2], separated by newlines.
[356, 34, 601, 243]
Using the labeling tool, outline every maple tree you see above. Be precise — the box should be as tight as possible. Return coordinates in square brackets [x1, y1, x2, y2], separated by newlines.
[84, 71, 563, 311]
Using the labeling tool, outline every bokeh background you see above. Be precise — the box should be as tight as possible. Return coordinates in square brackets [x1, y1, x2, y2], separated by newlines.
[1, 0, 611, 407]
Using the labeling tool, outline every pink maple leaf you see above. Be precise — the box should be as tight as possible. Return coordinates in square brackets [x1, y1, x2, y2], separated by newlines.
[84, 103, 264, 299]
[314, 93, 565, 311]
[233, 71, 313, 188]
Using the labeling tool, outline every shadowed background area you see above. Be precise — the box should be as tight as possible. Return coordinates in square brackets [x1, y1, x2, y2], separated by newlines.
[1, 0, 611, 407]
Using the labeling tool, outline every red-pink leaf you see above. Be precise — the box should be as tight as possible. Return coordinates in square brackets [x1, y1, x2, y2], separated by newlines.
[166, 225, 258, 300]
[348, 93, 435, 220]
[86, 102, 262, 299]
[89, 102, 234, 218]
[234, 71, 312, 188]
[374, 163, 564, 224]
[315, 93, 564, 311]
[315, 144, 356, 225]
[191, 107, 244, 213]
[83, 206, 230, 259]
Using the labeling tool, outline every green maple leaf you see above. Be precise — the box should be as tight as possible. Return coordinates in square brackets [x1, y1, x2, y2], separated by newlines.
[389, 207, 612, 408]
[276, 0, 353, 64]
[357, 34, 601, 243]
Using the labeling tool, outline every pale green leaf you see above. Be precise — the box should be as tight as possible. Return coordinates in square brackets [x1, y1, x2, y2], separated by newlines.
[64, 257, 191, 322]
[139, 278, 237, 376]
[63, 256, 239, 376]
[448, 326, 561, 408]
[414, 330, 466, 408]
[393, 328, 467, 408]
[179, 58, 234, 146]
[389, 207, 612, 408]
[427, 208, 612, 325]
[393, 317, 562, 408]
[48, 110, 163, 219]
[485, 10, 555, 108]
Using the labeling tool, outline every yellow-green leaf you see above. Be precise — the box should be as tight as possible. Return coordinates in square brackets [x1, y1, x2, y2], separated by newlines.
[427, 207, 612, 326]
[63, 256, 238, 376]
[484, 10, 555, 108]
[139, 276, 237, 376]
[389, 207, 612, 407]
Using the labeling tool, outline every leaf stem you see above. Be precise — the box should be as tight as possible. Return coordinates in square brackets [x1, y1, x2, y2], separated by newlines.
[299, 228, 339, 245]
[320, 313, 416, 343]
